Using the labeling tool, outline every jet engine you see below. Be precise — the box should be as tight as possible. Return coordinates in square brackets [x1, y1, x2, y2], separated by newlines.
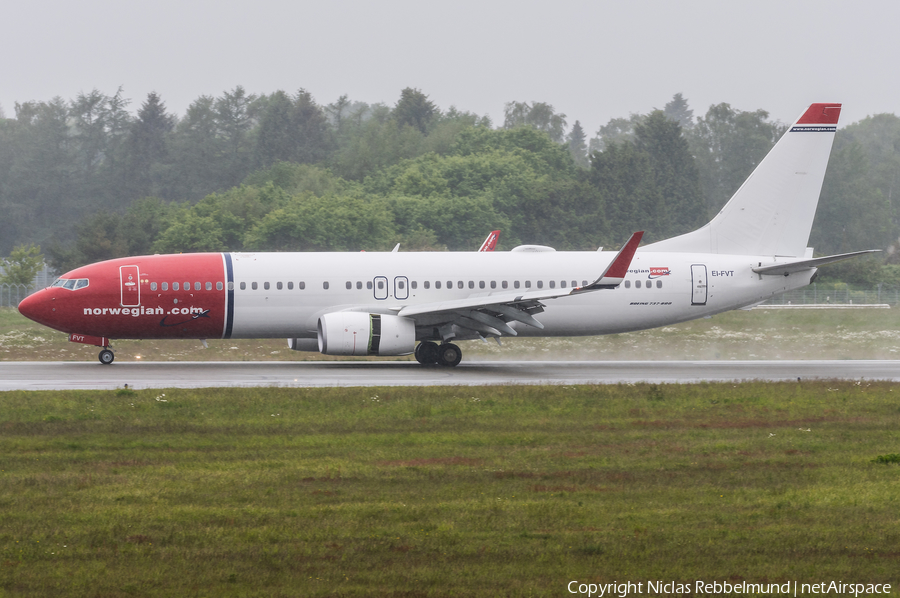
[317, 312, 415, 356]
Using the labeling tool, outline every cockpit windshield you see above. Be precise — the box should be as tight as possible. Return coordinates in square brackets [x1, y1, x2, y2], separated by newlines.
[52, 278, 89, 290]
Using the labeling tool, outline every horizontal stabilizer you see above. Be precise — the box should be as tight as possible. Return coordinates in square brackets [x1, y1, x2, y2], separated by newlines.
[752, 249, 881, 276]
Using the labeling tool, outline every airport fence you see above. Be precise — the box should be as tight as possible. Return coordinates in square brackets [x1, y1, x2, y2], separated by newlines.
[0, 284, 35, 308]
[762, 282, 900, 306]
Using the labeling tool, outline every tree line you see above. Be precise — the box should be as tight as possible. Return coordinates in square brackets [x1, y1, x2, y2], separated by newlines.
[1, 87, 898, 282]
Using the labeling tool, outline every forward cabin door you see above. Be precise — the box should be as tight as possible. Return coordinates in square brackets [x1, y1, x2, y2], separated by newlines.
[691, 264, 708, 306]
[120, 265, 141, 307]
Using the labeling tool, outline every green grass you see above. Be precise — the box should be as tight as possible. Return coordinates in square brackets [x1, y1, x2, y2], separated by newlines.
[1, 383, 899, 596]
[4, 306, 900, 362]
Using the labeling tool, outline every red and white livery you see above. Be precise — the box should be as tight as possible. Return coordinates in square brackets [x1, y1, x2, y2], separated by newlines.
[18, 103, 875, 366]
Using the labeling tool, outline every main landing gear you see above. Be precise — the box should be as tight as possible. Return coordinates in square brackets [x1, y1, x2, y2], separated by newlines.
[98, 347, 115, 365]
[414, 341, 462, 367]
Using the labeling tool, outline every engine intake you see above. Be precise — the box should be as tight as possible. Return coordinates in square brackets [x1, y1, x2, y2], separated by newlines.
[317, 312, 415, 356]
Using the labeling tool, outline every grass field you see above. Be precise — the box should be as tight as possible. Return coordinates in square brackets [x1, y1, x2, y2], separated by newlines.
[3, 306, 900, 362]
[1, 383, 899, 596]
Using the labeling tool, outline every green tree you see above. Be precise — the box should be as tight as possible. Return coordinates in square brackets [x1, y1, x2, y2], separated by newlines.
[503, 101, 567, 143]
[393, 88, 437, 134]
[243, 194, 395, 252]
[1, 243, 43, 285]
[687, 103, 784, 215]
[215, 86, 258, 188]
[663, 93, 694, 129]
[811, 141, 891, 255]
[589, 141, 660, 243]
[567, 120, 589, 168]
[254, 90, 332, 169]
[120, 92, 175, 200]
[634, 111, 705, 235]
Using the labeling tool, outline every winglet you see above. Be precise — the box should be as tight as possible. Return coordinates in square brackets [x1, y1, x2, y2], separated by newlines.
[478, 230, 500, 252]
[574, 231, 643, 292]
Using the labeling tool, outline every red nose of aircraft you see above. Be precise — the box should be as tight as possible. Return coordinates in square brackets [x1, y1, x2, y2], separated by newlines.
[17, 291, 41, 322]
[17, 289, 59, 331]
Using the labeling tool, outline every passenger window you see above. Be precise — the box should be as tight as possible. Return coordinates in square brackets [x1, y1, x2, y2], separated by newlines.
[424, 281, 430, 289]
[366, 281, 372, 290]
[560, 281, 566, 288]
[583, 280, 588, 286]
[357, 281, 362, 289]
[514, 281, 520, 289]
[447, 281, 452, 289]
[537, 281, 543, 289]
[490, 281, 496, 289]
[264, 282, 270, 290]
[323, 282, 329, 290]
[625, 280, 631, 288]
[635, 280, 642, 288]
[549, 281, 555, 289]
[525, 281, 532, 289]
[479, 281, 485, 289]
[162, 282, 168, 291]
[174, 282, 180, 291]
[299, 282, 306, 290]
[656, 280, 662, 288]
[227, 281, 233, 290]
[216, 282, 223, 291]
[276, 282, 283, 290]
[502, 281, 508, 289]
[185, 282, 190, 290]
[458, 281, 464, 289]
[195, 282, 201, 291]
[239, 282, 245, 290]
[252, 282, 258, 290]
[287, 282, 294, 290]
[435, 281, 441, 289]
[468, 281, 474, 289]
[399, 281, 405, 290]
[377, 280, 384, 290]
[411, 281, 417, 289]
[346, 281, 352, 290]
[572, 280, 577, 287]
[151, 282, 157, 291]
[206, 282, 212, 290]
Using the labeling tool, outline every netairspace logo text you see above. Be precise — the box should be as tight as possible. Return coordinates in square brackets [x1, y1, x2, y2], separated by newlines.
[567, 580, 892, 597]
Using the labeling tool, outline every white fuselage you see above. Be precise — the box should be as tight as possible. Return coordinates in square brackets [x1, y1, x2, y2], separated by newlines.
[227, 250, 811, 339]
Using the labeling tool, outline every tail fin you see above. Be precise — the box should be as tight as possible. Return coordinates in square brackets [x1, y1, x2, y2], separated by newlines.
[642, 103, 841, 257]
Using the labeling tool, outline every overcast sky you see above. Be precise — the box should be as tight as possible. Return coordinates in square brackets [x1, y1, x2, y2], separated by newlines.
[2, 0, 897, 136]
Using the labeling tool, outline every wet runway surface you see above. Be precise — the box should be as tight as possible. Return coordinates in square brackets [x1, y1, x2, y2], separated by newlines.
[3, 360, 900, 390]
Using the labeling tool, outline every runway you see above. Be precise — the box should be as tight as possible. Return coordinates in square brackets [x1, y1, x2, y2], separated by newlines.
[2, 359, 900, 391]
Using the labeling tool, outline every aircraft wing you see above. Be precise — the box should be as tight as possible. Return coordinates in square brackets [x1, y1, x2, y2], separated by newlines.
[752, 249, 880, 276]
[392, 232, 643, 339]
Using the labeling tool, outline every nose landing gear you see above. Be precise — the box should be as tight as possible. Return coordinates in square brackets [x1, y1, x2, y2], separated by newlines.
[99, 348, 115, 365]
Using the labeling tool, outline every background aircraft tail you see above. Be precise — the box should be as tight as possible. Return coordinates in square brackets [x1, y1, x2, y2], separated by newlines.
[642, 103, 841, 257]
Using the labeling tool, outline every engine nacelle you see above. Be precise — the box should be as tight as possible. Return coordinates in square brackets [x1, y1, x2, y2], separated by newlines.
[317, 312, 415, 356]
[287, 338, 319, 352]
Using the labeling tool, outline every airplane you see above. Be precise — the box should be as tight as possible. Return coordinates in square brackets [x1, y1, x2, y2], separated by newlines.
[17, 103, 878, 367]
[478, 230, 500, 252]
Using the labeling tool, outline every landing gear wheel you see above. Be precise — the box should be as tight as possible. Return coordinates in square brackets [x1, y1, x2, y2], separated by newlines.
[415, 341, 440, 365]
[436, 343, 462, 367]
[99, 349, 115, 365]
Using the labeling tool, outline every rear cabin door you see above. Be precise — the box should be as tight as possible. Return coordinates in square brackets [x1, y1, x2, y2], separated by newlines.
[120, 265, 141, 307]
[691, 264, 708, 306]
[394, 276, 409, 300]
